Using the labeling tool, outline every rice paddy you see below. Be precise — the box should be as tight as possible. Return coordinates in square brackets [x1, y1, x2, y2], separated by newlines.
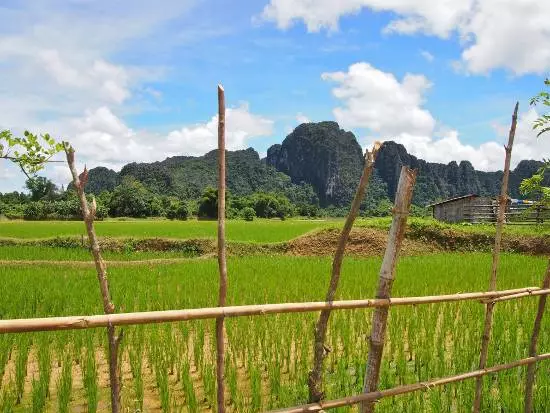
[0, 219, 333, 242]
[0, 250, 548, 412]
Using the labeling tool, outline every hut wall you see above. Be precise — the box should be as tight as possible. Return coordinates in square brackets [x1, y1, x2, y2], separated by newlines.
[433, 196, 493, 223]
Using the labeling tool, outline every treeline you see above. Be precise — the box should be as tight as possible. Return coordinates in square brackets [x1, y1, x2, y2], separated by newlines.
[0, 176, 428, 221]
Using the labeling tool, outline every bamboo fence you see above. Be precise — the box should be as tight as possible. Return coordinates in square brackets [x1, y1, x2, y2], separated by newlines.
[1, 99, 547, 413]
[0, 287, 548, 411]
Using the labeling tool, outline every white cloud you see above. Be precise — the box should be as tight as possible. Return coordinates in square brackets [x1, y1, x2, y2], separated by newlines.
[296, 113, 311, 124]
[459, 0, 550, 75]
[0, 0, 193, 127]
[493, 108, 550, 165]
[261, 0, 550, 74]
[0, 102, 274, 190]
[322, 62, 547, 171]
[38, 50, 131, 104]
[322, 62, 435, 137]
[420, 50, 434, 62]
[35, 102, 272, 179]
[166, 103, 274, 156]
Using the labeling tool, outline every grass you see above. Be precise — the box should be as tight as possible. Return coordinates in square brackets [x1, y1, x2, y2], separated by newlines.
[1, 217, 547, 245]
[0, 246, 194, 262]
[0, 253, 548, 411]
[355, 216, 550, 236]
[0, 219, 334, 242]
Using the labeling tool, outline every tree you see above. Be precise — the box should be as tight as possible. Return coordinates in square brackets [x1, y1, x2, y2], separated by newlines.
[530, 78, 550, 137]
[521, 79, 550, 206]
[520, 161, 549, 205]
[166, 198, 189, 220]
[248, 192, 294, 219]
[108, 177, 153, 218]
[0, 130, 63, 178]
[242, 206, 255, 221]
[25, 177, 59, 201]
[198, 187, 218, 219]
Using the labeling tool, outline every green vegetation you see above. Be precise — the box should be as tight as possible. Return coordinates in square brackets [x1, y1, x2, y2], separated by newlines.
[530, 78, 550, 138]
[0, 246, 198, 262]
[0, 218, 331, 242]
[519, 79, 550, 208]
[1, 217, 548, 244]
[0, 253, 548, 411]
[0, 130, 63, 177]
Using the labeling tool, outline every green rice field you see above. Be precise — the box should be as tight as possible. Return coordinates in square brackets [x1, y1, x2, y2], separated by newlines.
[0, 218, 547, 244]
[0, 251, 548, 412]
[0, 219, 333, 243]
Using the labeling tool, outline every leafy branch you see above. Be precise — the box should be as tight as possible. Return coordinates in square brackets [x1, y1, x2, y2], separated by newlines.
[520, 160, 550, 205]
[530, 78, 550, 137]
[0, 129, 64, 178]
[520, 79, 550, 206]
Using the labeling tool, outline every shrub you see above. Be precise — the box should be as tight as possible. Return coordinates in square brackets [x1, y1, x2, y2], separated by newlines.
[198, 187, 218, 219]
[166, 199, 189, 220]
[242, 207, 255, 221]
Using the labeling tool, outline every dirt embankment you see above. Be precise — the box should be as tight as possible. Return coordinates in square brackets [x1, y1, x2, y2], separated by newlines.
[288, 227, 440, 257]
[1, 225, 548, 261]
[288, 226, 550, 257]
[406, 225, 550, 255]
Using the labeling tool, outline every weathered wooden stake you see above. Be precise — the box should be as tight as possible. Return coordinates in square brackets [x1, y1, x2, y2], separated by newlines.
[361, 166, 417, 413]
[524, 258, 550, 413]
[473, 102, 518, 412]
[63, 143, 122, 413]
[215, 84, 228, 413]
[308, 142, 381, 402]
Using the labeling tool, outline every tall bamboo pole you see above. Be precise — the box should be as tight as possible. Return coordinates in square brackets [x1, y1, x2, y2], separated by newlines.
[524, 258, 550, 413]
[473, 102, 518, 412]
[215, 84, 228, 413]
[361, 166, 417, 413]
[63, 143, 122, 413]
[308, 142, 381, 402]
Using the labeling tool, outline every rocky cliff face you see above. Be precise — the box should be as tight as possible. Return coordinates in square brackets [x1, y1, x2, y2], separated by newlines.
[373, 141, 546, 204]
[266, 121, 364, 206]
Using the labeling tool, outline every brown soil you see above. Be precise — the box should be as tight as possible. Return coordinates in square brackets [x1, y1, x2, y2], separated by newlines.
[288, 227, 441, 257]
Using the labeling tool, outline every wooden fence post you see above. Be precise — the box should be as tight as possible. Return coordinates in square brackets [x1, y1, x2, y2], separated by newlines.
[361, 166, 417, 413]
[63, 143, 122, 413]
[308, 142, 381, 402]
[473, 102, 518, 412]
[524, 259, 550, 413]
[215, 84, 228, 413]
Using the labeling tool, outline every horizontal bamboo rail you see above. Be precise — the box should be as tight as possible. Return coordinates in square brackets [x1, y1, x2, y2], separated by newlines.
[269, 353, 550, 413]
[482, 288, 550, 304]
[0, 287, 544, 334]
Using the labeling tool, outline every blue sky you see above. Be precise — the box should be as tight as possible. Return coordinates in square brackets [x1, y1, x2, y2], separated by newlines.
[0, 0, 549, 191]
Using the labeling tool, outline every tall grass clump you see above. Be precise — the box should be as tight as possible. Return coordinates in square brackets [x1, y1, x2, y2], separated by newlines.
[81, 339, 98, 413]
[56, 353, 72, 413]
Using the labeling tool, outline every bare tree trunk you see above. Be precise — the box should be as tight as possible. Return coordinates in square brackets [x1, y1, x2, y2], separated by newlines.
[361, 166, 417, 413]
[63, 143, 122, 413]
[308, 143, 381, 402]
[215, 84, 228, 413]
[473, 102, 518, 412]
[524, 258, 550, 413]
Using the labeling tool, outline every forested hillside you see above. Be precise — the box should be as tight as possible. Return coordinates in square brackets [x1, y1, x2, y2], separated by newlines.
[78, 121, 546, 208]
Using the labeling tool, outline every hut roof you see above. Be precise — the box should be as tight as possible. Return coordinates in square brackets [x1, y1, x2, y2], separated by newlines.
[426, 194, 479, 208]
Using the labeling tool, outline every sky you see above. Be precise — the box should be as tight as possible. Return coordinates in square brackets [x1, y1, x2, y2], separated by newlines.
[0, 0, 549, 192]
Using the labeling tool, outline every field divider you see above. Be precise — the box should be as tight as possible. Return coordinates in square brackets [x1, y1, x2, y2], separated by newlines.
[0, 287, 543, 334]
[268, 352, 550, 413]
